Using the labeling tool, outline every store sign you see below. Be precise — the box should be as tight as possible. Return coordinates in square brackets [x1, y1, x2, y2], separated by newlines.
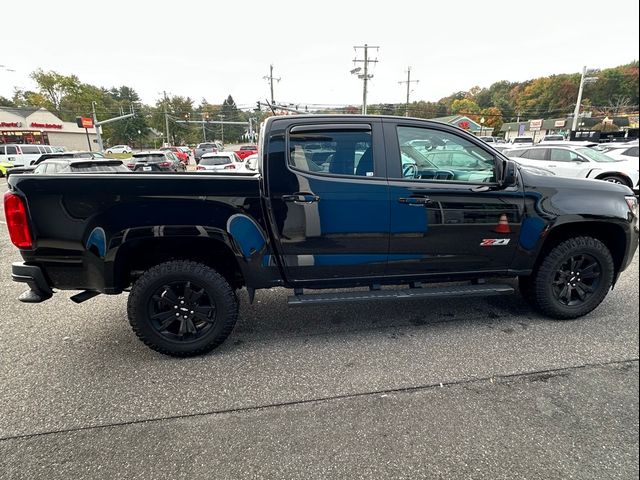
[529, 119, 543, 131]
[458, 121, 470, 129]
[0, 121, 21, 128]
[30, 122, 63, 129]
[76, 116, 94, 128]
[554, 120, 566, 127]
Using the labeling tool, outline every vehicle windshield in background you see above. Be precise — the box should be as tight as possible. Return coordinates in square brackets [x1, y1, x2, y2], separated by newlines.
[544, 135, 565, 141]
[577, 148, 620, 163]
[512, 138, 533, 143]
[201, 156, 232, 165]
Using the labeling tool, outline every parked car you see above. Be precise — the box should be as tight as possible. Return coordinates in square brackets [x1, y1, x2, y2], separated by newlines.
[244, 153, 259, 172]
[196, 152, 245, 172]
[6, 153, 129, 177]
[32, 158, 129, 174]
[540, 134, 566, 142]
[509, 137, 534, 147]
[160, 146, 189, 164]
[128, 151, 186, 172]
[600, 142, 639, 162]
[505, 145, 639, 190]
[0, 158, 13, 177]
[105, 145, 132, 154]
[194, 142, 220, 163]
[0, 144, 53, 167]
[5, 115, 638, 357]
[235, 145, 258, 160]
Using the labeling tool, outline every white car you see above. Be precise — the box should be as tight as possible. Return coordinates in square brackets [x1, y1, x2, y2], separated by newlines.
[601, 142, 639, 162]
[506, 145, 639, 190]
[196, 152, 245, 172]
[243, 153, 259, 172]
[105, 145, 132, 154]
[509, 136, 535, 147]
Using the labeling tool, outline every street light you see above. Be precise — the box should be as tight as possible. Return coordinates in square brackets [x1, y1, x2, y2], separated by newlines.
[479, 117, 485, 136]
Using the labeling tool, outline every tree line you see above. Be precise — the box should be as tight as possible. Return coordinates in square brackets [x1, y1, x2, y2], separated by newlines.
[1, 61, 637, 141]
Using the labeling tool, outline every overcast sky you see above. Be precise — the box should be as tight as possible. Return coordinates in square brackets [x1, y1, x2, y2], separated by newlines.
[1, 0, 638, 110]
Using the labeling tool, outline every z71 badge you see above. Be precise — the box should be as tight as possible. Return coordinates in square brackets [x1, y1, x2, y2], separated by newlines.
[480, 239, 511, 247]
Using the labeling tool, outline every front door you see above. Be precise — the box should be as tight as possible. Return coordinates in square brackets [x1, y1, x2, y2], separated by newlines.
[266, 120, 389, 283]
[383, 120, 525, 277]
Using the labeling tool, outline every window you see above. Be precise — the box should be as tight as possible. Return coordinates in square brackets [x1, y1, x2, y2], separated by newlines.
[200, 156, 231, 166]
[624, 146, 639, 157]
[396, 126, 495, 183]
[20, 145, 41, 154]
[6, 146, 18, 155]
[550, 149, 580, 162]
[288, 128, 373, 177]
[521, 149, 547, 161]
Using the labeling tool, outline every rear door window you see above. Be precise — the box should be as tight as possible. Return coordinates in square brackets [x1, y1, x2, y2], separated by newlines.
[550, 149, 580, 162]
[521, 149, 548, 161]
[288, 127, 373, 177]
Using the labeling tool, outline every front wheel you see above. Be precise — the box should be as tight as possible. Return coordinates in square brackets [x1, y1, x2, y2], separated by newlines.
[127, 260, 239, 356]
[527, 236, 614, 319]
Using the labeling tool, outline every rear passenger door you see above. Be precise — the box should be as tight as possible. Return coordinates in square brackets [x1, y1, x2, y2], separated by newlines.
[266, 120, 389, 282]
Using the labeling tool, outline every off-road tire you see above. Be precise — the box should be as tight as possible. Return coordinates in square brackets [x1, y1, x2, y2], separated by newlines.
[529, 236, 614, 319]
[127, 260, 239, 356]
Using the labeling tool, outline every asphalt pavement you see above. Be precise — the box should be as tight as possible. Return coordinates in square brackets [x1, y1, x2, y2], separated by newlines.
[0, 178, 638, 480]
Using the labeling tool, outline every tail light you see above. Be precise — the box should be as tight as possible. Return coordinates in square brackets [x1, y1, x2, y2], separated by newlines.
[196, 165, 205, 170]
[159, 161, 172, 167]
[4, 192, 33, 248]
[224, 164, 236, 170]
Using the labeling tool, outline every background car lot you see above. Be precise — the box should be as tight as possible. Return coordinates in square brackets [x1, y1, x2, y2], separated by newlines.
[0, 178, 637, 479]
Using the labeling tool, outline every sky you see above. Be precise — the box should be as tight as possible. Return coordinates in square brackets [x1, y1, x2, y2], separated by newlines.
[1, 0, 639, 111]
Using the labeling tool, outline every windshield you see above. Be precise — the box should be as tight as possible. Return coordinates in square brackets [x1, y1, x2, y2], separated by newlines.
[513, 138, 532, 143]
[576, 148, 620, 163]
[200, 156, 231, 165]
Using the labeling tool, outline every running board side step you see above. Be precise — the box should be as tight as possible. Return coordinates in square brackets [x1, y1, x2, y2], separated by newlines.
[288, 284, 514, 306]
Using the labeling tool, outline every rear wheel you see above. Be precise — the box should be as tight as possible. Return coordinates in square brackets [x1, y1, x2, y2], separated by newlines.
[527, 236, 614, 319]
[127, 260, 239, 356]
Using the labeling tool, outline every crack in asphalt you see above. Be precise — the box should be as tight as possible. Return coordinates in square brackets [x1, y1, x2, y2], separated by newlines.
[1, 357, 637, 443]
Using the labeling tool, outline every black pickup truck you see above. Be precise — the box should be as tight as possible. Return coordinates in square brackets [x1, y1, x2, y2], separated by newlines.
[5, 115, 639, 356]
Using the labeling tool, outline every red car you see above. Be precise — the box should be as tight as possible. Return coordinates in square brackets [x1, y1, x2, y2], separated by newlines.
[160, 146, 189, 164]
[234, 145, 258, 160]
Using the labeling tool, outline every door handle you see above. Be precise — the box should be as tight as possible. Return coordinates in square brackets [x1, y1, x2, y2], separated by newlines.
[398, 196, 431, 205]
[547, 164, 557, 167]
[282, 193, 320, 204]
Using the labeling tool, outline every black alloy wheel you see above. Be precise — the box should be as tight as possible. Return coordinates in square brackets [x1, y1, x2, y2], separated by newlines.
[551, 254, 601, 306]
[128, 260, 239, 356]
[147, 281, 216, 342]
[527, 236, 614, 319]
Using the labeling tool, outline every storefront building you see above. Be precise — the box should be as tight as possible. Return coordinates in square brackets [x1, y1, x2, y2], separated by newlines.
[0, 107, 98, 151]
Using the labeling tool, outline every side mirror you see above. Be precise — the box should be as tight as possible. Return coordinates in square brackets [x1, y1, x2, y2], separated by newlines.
[499, 159, 518, 188]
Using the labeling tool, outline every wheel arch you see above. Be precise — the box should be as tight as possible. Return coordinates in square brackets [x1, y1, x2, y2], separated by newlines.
[534, 221, 627, 280]
[593, 171, 633, 188]
[112, 236, 245, 291]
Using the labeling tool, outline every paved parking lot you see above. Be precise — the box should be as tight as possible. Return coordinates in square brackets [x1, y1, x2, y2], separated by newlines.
[0, 178, 638, 479]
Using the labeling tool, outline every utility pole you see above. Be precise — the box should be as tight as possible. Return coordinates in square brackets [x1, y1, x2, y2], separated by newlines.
[263, 64, 281, 105]
[571, 66, 599, 132]
[201, 112, 209, 142]
[398, 66, 419, 117]
[91, 101, 103, 151]
[91, 102, 134, 151]
[163, 91, 170, 146]
[352, 44, 379, 114]
[218, 114, 225, 145]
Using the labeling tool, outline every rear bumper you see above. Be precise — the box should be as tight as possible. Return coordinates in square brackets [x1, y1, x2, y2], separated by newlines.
[12, 262, 53, 303]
